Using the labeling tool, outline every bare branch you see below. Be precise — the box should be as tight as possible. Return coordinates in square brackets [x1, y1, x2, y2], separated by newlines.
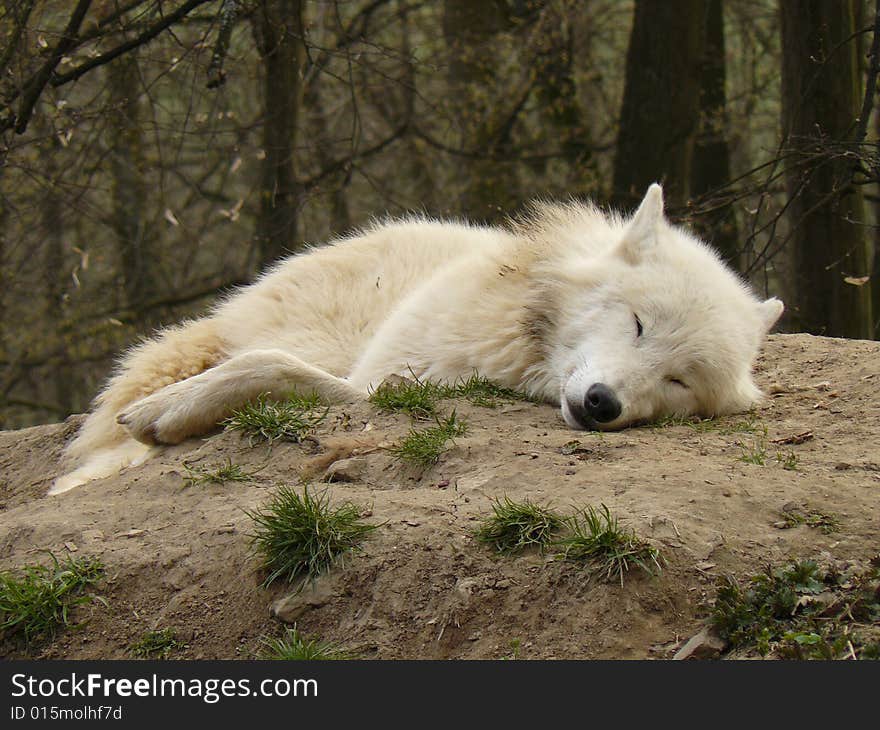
[0, 0, 37, 78]
[206, 0, 242, 88]
[4, 0, 93, 135]
[50, 0, 215, 89]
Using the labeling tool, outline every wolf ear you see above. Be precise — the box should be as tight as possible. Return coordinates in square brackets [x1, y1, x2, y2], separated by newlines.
[618, 183, 664, 264]
[757, 297, 784, 332]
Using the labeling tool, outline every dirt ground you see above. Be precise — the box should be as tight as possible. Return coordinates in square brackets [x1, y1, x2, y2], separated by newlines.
[0, 333, 878, 660]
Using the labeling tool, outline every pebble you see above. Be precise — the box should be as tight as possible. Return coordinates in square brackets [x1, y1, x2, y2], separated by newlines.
[673, 628, 727, 660]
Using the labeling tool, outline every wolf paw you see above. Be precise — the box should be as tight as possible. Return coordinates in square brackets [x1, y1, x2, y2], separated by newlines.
[117, 388, 191, 445]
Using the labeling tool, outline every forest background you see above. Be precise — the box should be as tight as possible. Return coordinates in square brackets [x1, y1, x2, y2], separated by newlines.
[1, 0, 878, 430]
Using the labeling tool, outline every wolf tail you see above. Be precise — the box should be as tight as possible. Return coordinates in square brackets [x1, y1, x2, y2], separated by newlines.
[51, 318, 226, 495]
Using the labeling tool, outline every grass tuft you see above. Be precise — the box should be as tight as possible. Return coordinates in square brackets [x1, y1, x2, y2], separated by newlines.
[737, 424, 769, 465]
[224, 392, 328, 445]
[0, 553, 104, 646]
[710, 558, 880, 658]
[368, 377, 442, 419]
[129, 628, 186, 659]
[183, 457, 253, 487]
[388, 412, 468, 467]
[776, 450, 800, 471]
[247, 485, 376, 587]
[652, 413, 762, 435]
[474, 497, 564, 554]
[554, 504, 662, 585]
[447, 373, 531, 408]
[778, 505, 840, 534]
[258, 626, 350, 660]
[369, 373, 531, 418]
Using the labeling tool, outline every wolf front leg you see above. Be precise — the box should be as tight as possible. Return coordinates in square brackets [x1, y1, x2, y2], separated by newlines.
[116, 349, 364, 445]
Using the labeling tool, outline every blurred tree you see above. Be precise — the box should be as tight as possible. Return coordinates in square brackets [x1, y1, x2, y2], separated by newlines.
[442, 0, 516, 220]
[690, 0, 738, 265]
[612, 0, 706, 211]
[253, 0, 307, 269]
[530, 0, 598, 194]
[780, 0, 874, 338]
[107, 51, 153, 317]
[0, 0, 877, 431]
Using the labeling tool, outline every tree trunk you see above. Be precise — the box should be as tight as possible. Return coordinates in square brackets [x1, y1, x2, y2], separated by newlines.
[690, 0, 739, 265]
[41, 132, 72, 417]
[532, 1, 597, 193]
[107, 51, 151, 316]
[253, 0, 306, 270]
[780, 0, 873, 338]
[875, 82, 880, 339]
[612, 0, 706, 211]
[443, 0, 513, 220]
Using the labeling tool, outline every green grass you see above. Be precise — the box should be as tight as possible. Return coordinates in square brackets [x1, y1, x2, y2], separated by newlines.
[129, 628, 186, 659]
[474, 497, 564, 554]
[776, 450, 800, 471]
[554, 504, 662, 585]
[183, 458, 253, 487]
[224, 392, 328, 445]
[0, 553, 105, 647]
[652, 413, 762, 435]
[711, 557, 880, 659]
[778, 505, 840, 534]
[501, 638, 522, 660]
[446, 373, 531, 408]
[389, 412, 468, 467]
[247, 485, 376, 587]
[369, 373, 531, 418]
[368, 377, 443, 419]
[737, 425, 769, 465]
[258, 626, 350, 660]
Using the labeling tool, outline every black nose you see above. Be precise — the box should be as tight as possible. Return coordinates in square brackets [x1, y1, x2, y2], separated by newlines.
[585, 383, 622, 423]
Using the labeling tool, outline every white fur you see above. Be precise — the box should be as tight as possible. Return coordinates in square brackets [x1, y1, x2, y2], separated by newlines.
[51, 185, 783, 494]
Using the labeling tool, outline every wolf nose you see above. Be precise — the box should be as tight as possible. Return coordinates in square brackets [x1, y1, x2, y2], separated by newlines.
[585, 383, 621, 423]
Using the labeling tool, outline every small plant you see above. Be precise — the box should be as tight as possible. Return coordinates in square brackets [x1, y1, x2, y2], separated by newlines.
[258, 626, 350, 660]
[129, 628, 186, 659]
[446, 373, 531, 408]
[474, 496, 563, 554]
[554, 504, 662, 585]
[737, 425, 769, 465]
[0, 553, 104, 646]
[711, 559, 835, 655]
[718, 414, 762, 435]
[651, 414, 709, 430]
[389, 412, 468, 467]
[247, 485, 376, 587]
[368, 376, 443, 419]
[183, 458, 253, 487]
[778, 505, 840, 534]
[224, 392, 328, 444]
[369, 373, 530, 417]
[501, 638, 522, 660]
[776, 450, 799, 471]
[651, 413, 761, 435]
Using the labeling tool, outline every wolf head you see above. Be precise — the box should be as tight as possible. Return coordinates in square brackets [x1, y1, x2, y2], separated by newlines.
[541, 184, 784, 430]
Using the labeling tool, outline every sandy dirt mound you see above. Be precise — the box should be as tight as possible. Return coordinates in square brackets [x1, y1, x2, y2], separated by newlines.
[1, 333, 878, 659]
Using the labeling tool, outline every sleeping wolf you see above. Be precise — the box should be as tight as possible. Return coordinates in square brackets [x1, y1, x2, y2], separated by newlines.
[52, 184, 783, 494]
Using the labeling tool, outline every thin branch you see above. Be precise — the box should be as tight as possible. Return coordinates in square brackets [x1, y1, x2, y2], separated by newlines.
[3, 0, 93, 135]
[300, 123, 408, 191]
[50, 0, 215, 89]
[206, 0, 241, 88]
[0, 0, 37, 78]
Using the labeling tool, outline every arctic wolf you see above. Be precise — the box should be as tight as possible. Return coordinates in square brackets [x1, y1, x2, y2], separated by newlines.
[52, 184, 783, 494]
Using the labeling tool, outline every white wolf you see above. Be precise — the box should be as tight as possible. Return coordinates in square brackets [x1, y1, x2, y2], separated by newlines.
[51, 184, 783, 494]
